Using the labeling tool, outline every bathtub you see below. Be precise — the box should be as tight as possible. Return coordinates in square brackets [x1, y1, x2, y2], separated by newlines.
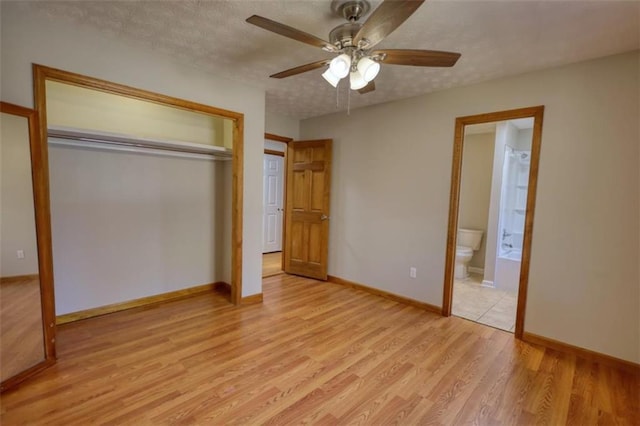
[501, 249, 521, 261]
[494, 250, 521, 292]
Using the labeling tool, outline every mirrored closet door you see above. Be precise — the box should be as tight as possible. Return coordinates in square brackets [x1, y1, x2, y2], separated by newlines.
[1, 101, 55, 392]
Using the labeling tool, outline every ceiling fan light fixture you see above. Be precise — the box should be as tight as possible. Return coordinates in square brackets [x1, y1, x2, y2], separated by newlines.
[322, 69, 340, 87]
[357, 56, 380, 82]
[329, 53, 351, 79]
[349, 70, 368, 90]
[248, 1, 461, 100]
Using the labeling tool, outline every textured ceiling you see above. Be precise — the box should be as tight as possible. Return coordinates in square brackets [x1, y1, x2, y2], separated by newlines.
[25, 0, 640, 120]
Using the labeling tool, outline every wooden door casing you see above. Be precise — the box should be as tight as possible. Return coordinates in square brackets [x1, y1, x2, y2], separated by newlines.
[284, 140, 332, 280]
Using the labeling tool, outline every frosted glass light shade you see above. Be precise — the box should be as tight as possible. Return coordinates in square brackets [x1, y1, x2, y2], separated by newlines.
[357, 56, 380, 82]
[322, 69, 340, 87]
[329, 54, 351, 79]
[350, 70, 367, 90]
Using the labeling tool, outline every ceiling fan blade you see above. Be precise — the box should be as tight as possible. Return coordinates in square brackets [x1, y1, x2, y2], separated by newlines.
[374, 49, 461, 67]
[358, 81, 376, 94]
[270, 59, 331, 79]
[246, 15, 337, 52]
[353, 0, 425, 49]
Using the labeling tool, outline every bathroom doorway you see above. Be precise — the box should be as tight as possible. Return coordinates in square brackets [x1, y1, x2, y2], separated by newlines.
[442, 106, 544, 338]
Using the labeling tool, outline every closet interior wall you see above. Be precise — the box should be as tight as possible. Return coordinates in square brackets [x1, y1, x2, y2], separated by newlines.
[46, 81, 232, 316]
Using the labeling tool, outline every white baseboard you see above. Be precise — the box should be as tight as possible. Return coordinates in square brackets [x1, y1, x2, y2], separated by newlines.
[468, 266, 484, 275]
[481, 280, 495, 288]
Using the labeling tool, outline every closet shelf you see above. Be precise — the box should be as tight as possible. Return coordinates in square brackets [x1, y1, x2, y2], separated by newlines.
[47, 126, 232, 160]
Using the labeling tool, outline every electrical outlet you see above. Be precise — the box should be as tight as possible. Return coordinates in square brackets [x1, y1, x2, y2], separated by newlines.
[17, 250, 24, 259]
[410, 267, 417, 278]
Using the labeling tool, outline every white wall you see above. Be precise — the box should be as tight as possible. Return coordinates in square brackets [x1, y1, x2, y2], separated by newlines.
[49, 144, 230, 314]
[301, 51, 640, 363]
[516, 128, 534, 151]
[46, 80, 233, 148]
[0, 113, 39, 277]
[265, 112, 299, 140]
[264, 140, 287, 153]
[459, 132, 495, 269]
[1, 2, 265, 297]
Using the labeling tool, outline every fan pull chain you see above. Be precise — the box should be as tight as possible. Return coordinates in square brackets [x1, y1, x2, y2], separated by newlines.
[347, 83, 351, 115]
[336, 80, 339, 108]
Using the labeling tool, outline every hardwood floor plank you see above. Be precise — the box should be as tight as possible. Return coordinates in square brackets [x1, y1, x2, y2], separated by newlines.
[1, 274, 638, 425]
[452, 337, 525, 424]
[1, 277, 45, 382]
[335, 362, 415, 423]
[153, 354, 311, 423]
[368, 393, 424, 425]
[420, 333, 507, 424]
[262, 251, 283, 277]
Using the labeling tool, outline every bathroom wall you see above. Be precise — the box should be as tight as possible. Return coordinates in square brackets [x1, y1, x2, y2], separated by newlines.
[484, 122, 518, 284]
[458, 131, 495, 269]
[516, 128, 533, 150]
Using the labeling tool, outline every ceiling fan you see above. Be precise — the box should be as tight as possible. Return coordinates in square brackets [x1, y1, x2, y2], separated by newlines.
[246, 0, 461, 94]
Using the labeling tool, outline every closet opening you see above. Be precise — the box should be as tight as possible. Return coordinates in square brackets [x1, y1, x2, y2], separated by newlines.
[33, 65, 244, 323]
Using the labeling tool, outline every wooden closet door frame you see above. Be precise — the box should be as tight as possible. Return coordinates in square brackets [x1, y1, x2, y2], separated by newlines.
[0, 102, 56, 392]
[33, 64, 245, 305]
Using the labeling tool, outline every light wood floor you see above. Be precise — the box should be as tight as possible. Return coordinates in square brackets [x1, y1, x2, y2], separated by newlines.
[262, 251, 283, 277]
[1, 274, 638, 424]
[1, 276, 45, 382]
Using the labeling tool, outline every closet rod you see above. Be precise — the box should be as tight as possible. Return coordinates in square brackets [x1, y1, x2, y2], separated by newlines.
[47, 126, 232, 159]
[49, 137, 225, 161]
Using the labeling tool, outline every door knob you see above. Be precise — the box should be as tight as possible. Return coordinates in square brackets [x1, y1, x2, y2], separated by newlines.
[321, 214, 330, 221]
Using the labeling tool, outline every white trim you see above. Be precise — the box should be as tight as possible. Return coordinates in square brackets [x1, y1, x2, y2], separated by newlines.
[468, 266, 484, 275]
[481, 280, 495, 288]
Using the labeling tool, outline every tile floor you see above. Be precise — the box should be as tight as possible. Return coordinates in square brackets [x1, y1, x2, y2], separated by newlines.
[452, 273, 517, 332]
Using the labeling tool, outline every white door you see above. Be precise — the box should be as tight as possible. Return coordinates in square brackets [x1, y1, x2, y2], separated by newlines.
[263, 154, 284, 253]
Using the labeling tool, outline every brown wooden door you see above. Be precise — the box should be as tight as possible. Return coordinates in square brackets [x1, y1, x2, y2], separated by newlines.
[283, 139, 332, 280]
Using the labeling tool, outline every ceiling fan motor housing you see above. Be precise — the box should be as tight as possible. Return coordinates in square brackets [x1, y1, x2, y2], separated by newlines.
[329, 23, 363, 49]
[329, 0, 371, 49]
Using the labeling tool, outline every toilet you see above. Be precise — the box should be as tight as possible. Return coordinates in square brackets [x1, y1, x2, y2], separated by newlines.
[455, 228, 484, 279]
